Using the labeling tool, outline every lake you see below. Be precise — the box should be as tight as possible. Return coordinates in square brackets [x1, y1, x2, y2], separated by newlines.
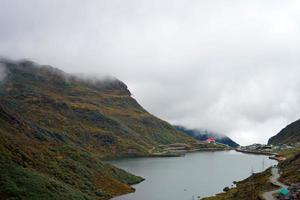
[110, 150, 277, 200]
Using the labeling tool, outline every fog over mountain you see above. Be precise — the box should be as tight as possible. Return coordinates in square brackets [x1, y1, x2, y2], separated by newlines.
[1, 0, 300, 145]
[0, 63, 7, 82]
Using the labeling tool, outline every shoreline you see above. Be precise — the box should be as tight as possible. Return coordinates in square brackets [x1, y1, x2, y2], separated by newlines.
[104, 147, 231, 161]
[235, 149, 277, 156]
[150, 147, 230, 157]
[268, 155, 287, 162]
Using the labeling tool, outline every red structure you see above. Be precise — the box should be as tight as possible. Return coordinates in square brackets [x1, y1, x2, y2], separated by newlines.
[206, 138, 216, 143]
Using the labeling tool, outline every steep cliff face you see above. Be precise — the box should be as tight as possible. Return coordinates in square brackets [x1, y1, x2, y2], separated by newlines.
[268, 119, 300, 145]
[0, 59, 195, 200]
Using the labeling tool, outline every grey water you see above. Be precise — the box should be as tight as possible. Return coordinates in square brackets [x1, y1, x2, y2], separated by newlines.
[110, 150, 277, 200]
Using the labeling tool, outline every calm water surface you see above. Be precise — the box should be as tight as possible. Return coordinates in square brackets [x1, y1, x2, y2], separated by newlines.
[110, 150, 277, 200]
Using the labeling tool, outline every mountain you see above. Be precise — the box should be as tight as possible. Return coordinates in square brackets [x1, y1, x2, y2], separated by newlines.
[174, 126, 239, 148]
[268, 119, 300, 145]
[0, 59, 195, 200]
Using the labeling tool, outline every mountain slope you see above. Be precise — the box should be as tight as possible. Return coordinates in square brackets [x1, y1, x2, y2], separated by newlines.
[175, 126, 239, 148]
[268, 119, 300, 145]
[0, 59, 195, 199]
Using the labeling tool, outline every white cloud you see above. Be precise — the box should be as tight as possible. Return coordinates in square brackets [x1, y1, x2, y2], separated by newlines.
[1, 0, 300, 145]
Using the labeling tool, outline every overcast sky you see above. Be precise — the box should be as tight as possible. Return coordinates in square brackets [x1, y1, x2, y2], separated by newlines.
[1, 0, 300, 145]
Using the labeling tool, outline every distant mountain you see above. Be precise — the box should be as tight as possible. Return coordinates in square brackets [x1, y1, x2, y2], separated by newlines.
[175, 126, 239, 148]
[268, 119, 300, 145]
[0, 59, 196, 200]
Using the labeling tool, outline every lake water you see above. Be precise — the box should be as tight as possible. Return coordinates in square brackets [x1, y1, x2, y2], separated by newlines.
[110, 150, 277, 200]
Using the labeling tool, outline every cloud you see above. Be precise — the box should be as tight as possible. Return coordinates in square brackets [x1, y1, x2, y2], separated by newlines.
[1, 0, 300, 145]
[0, 63, 7, 82]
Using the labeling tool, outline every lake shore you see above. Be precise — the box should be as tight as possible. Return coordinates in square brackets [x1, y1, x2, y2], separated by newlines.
[235, 149, 277, 156]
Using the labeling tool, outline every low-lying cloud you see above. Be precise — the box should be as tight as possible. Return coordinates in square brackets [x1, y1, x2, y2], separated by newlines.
[0, 63, 7, 82]
[1, 0, 300, 145]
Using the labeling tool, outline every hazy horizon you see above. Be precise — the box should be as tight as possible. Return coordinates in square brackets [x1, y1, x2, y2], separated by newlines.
[1, 0, 300, 145]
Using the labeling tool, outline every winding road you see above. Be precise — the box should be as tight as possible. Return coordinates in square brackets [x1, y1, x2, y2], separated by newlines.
[261, 166, 288, 200]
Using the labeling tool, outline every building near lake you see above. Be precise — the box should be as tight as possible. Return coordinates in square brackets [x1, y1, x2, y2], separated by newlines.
[206, 138, 216, 143]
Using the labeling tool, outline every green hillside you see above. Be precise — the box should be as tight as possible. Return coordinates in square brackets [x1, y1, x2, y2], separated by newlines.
[0, 59, 195, 199]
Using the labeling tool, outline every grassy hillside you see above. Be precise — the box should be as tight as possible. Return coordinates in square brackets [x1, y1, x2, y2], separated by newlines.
[0, 103, 143, 200]
[268, 119, 300, 145]
[279, 152, 300, 185]
[0, 59, 195, 199]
